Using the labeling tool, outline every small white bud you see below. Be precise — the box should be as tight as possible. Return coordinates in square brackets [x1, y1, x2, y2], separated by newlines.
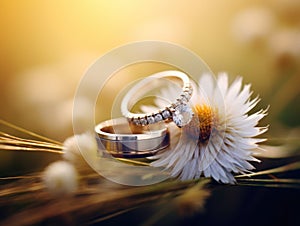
[43, 161, 78, 196]
[63, 132, 99, 171]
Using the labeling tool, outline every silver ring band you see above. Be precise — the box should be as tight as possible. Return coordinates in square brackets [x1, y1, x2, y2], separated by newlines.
[95, 117, 169, 158]
[121, 70, 194, 128]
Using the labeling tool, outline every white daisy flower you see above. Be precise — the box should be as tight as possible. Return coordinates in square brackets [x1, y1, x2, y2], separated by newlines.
[149, 72, 268, 184]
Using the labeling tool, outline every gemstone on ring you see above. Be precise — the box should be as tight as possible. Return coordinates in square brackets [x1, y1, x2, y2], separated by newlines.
[154, 114, 163, 122]
[147, 116, 155, 124]
[162, 109, 171, 119]
[140, 117, 148, 126]
[172, 104, 194, 127]
[132, 118, 141, 125]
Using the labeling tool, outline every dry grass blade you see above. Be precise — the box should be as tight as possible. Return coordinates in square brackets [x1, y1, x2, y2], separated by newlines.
[0, 144, 63, 154]
[0, 131, 62, 149]
[87, 206, 140, 225]
[235, 161, 300, 178]
[0, 119, 62, 145]
[236, 183, 300, 189]
[237, 178, 300, 183]
[0, 122, 63, 155]
[237, 178, 300, 188]
[0, 175, 41, 180]
[115, 157, 150, 166]
[0, 139, 62, 150]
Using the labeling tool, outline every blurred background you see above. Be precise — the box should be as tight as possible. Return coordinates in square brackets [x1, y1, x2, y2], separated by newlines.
[0, 1, 299, 225]
[1, 0, 300, 138]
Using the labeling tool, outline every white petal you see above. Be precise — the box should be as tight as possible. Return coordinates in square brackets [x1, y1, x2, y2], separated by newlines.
[216, 72, 229, 96]
[226, 77, 243, 103]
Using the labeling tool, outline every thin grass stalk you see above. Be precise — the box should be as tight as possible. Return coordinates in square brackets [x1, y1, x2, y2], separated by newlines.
[0, 119, 62, 145]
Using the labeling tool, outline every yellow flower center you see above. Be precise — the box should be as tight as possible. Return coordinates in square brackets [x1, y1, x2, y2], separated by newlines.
[184, 104, 218, 143]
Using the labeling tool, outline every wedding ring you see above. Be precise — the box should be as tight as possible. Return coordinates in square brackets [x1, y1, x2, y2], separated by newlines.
[95, 117, 169, 158]
[121, 70, 194, 128]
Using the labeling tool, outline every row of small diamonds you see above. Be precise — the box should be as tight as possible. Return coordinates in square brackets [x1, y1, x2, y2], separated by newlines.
[180, 83, 193, 103]
[131, 108, 172, 126]
[131, 83, 193, 126]
[169, 83, 193, 109]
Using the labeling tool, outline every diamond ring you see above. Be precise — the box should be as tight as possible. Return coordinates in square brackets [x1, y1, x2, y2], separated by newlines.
[121, 70, 194, 128]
